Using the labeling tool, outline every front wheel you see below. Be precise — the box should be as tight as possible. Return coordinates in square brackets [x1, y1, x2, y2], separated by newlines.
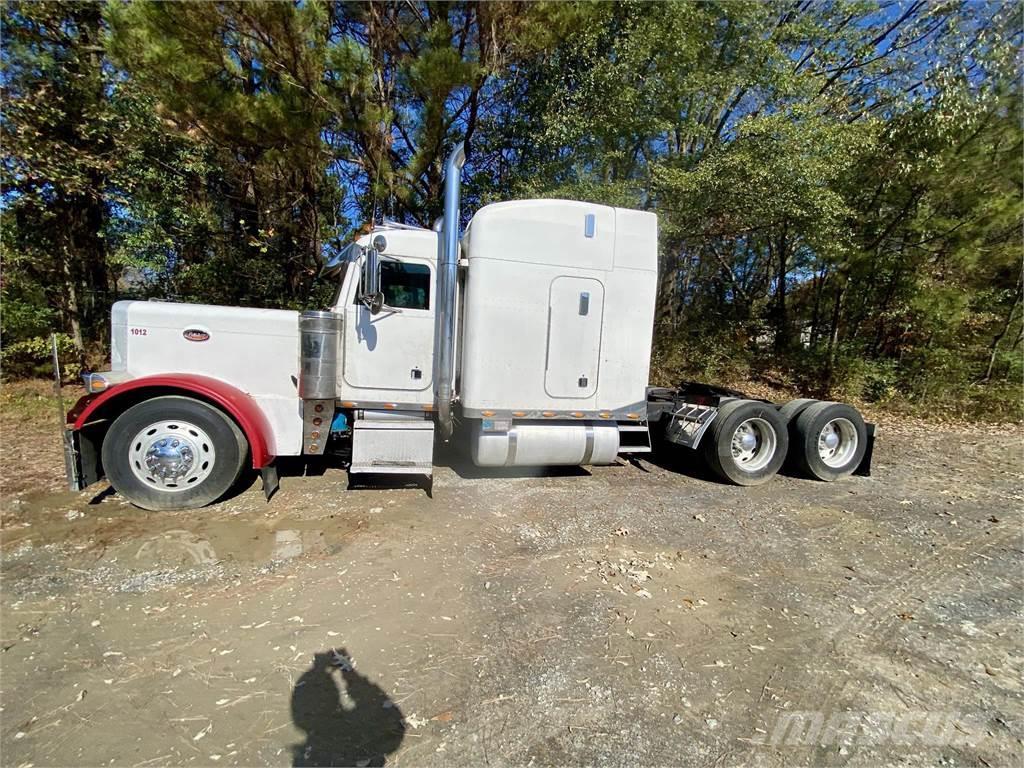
[702, 399, 789, 486]
[101, 396, 248, 511]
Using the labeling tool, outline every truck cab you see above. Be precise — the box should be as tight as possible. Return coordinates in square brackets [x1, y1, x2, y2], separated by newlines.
[63, 143, 871, 512]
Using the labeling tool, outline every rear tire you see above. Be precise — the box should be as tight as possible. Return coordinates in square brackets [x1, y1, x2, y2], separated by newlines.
[102, 396, 248, 511]
[792, 401, 867, 481]
[779, 397, 817, 423]
[702, 399, 789, 486]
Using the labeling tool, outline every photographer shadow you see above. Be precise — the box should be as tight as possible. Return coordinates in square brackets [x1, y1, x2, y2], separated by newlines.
[291, 650, 405, 767]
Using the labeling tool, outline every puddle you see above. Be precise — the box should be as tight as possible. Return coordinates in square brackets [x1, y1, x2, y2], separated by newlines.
[134, 530, 218, 567]
[273, 529, 303, 559]
[0, 474, 433, 597]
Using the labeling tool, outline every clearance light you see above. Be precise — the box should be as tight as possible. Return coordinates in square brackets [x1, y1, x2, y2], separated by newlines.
[599, 411, 612, 419]
[423, 404, 435, 412]
[82, 371, 131, 394]
[83, 373, 112, 393]
[512, 411, 526, 417]
[312, 417, 322, 426]
[384, 403, 397, 409]
[341, 401, 357, 408]
[627, 413, 640, 420]
[314, 403, 324, 413]
[571, 412, 584, 418]
[310, 430, 321, 440]
[542, 411, 557, 418]
[309, 443, 319, 452]
[481, 410, 495, 417]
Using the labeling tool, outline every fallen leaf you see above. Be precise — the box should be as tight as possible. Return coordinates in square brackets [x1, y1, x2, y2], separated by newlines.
[404, 714, 429, 730]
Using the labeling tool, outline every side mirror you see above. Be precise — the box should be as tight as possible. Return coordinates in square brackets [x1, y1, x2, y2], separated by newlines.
[358, 236, 387, 313]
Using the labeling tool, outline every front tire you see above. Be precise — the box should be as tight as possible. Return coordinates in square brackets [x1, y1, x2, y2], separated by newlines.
[702, 399, 789, 486]
[102, 396, 248, 511]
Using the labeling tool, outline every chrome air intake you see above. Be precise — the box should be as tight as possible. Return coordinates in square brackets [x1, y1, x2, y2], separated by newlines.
[298, 310, 342, 400]
[433, 143, 466, 440]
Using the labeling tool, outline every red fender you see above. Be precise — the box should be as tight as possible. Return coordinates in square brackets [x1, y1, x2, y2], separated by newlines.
[69, 374, 274, 468]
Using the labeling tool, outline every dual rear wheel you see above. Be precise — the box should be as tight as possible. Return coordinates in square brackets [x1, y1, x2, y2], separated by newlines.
[702, 398, 867, 486]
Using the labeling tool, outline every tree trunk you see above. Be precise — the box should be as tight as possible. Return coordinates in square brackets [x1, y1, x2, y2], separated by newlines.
[773, 224, 790, 354]
[984, 280, 1022, 381]
[809, 264, 828, 347]
[61, 249, 85, 355]
[824, 273, 847, 395]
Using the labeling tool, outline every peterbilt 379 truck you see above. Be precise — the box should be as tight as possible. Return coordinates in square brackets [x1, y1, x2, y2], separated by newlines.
[63, 145, 873, 511]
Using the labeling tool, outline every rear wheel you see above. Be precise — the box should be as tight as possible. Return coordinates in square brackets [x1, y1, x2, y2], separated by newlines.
[102, 396, 248, 511]
[779, 397, 817, 423]
[792, 401, 867, 481]
[702, 400, 789, 486]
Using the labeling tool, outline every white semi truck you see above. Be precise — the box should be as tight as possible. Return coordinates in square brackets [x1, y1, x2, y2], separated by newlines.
[64, 145, 874, 511]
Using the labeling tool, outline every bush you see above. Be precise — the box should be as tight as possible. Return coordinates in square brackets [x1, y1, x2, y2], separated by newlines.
[651, 327, 753, 387]
[1, 334, 82, 382]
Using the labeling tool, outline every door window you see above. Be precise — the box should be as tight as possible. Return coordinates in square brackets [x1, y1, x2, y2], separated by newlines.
[381, 261, 431, 310]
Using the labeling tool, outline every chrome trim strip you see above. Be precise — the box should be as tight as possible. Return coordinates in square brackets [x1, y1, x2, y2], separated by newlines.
[506, 428, 519, 466]
[461, 402, 648, 421]
[337, 399, 434, 413]
[582, 423, 595, 464]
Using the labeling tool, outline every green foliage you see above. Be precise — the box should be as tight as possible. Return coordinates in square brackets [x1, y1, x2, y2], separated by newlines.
[1, 334, 82, 381]
[1, 0, 1020, 420]
[1, 1, 117, 353]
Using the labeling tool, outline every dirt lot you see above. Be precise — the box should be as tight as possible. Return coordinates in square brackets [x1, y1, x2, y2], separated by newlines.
[1, 385, 1022, 767]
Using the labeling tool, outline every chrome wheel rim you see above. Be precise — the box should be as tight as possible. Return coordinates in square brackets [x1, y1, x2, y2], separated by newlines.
[129, 420, 216, 492]
[818, 417, 858, 468]
[730, 417, 777, 472]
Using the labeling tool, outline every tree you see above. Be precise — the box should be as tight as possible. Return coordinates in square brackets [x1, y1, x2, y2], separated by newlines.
[2, 1, 116, 355]
[2, 0, 1020, 418]
[105, 0, 345, 307]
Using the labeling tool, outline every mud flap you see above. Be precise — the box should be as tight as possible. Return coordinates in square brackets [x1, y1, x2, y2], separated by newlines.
[854, 423, 876, 477]
[64, 429, 84, 491]
[261, 463, 280, 501]
[64, 428, 101, 491]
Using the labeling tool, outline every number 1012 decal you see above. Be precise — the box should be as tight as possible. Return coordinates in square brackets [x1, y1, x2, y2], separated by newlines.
[130, 327, 147, 336]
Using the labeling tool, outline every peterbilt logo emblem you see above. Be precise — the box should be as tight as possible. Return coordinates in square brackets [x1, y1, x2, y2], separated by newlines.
[183, 328, 210, 342]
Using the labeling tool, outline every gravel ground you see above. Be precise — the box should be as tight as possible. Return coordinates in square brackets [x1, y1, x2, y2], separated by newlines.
[1, 418, 1022, 767]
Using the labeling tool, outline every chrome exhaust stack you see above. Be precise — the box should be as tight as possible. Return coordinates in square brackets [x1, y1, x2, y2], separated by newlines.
[433, 143, 466, 440]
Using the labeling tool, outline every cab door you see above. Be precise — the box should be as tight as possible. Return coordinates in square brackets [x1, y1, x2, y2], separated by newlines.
[342, 257, 435, 401]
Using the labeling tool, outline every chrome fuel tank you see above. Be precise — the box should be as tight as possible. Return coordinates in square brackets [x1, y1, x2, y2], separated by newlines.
[471, 421, 619, 467]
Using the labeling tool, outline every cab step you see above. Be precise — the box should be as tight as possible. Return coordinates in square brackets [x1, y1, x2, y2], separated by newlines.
[618, 422, 652, 453]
